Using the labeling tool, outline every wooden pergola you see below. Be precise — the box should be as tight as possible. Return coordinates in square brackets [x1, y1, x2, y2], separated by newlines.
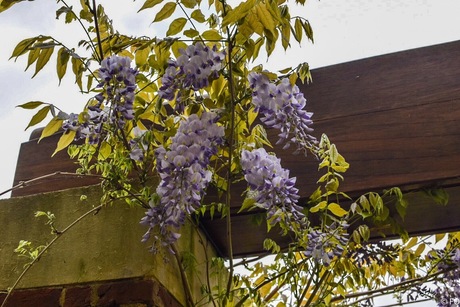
[12, 40, 460, 257]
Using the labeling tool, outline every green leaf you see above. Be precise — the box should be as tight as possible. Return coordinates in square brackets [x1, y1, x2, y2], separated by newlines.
[281, 23, 290, 50]
[171, 41, 188, 57]
[25, 106, 50, 130]
[135, 47, 150, 67]
[424, 188, 449, 206]
[238, 198, 256, 213]
[166, 17, 187, 36]
[180, 0, 196, 9]
[17, 101, 45, 109]
[310, 200, 327, 213]
[359, 195, 370, 212]
[325, 178, 339, 192]
[39, 117, 63, 141]
[201, 29, 223, 41]
[26, 48, 40, 71]
[53, 130, 76, 156]
[414, 243, 425, 256]
[191, 9, 206, 23]
[10, 37, 37, 60]
[183, 28, 199, 38]
[406, 237, 418, 249]
[435, 233, 446, 243]
[294, 18, 303, 43]
[71, 57, 84, 91]
[56, 47, 70, 84]
[138, 0, 162, 12]
[221, 0, 256, 27]
[98, 141, 112, 160]
[256, 3, 276, 34]
[327, 203, 348, 217]
[352, 230, 361, 244]
[302, 20, 314, 43]
[33, 46, 54, 78]
[0, 0, 25, 13]
[153, 2, 176, 23]
[358, 225, 370, 241]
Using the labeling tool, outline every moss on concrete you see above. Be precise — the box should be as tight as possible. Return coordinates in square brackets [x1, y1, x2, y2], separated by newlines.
[0, 185, 221, 305]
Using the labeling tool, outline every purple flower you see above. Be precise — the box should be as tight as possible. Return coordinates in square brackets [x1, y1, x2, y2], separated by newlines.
[432, 248, 460, 306]
[62, 55, 138, 143]
[303, 223, 348, 266]
[248, 72, 316, 155]
[159, 43, 225, 109]
[98, 56, 138, 123]
[240, 147, 305, 231]
[141, 111, 225, 253]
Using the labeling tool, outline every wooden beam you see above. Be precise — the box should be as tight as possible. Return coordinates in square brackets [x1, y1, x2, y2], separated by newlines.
[11, 40, 460, 257]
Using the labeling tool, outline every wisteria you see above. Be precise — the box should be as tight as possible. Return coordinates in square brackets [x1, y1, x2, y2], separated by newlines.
[248, 72, 316, 155]
[433, 248, 460, 307]
[129, 126, 148, 161]
[304, 223, 349, 266]
[159, 43, 225, 109]
[62, 55, 138, 144]
[140, 111, 224, 253]
[240, 147, 305, 231]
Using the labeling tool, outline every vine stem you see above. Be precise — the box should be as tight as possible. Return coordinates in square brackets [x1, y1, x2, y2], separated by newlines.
[1, 171, 102, 197]
[0, 204, 103, 307]
[189, 218, 218, 307]
[224, 29, 237, 307]
[171, 243, 195, 307]
[2, 170, 149, 209]
[89, 0, 104, 63]
[331, 268, 453, 305]
[58, 0, 98, 60]
[302, 269, 330, 307]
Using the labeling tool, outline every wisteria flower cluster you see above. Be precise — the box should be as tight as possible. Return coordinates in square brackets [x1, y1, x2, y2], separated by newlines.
[240, 147, 305, 230]
[159, 43, 225, 108]
[304, 222, 349, 266]
[129, 126, 148, 161]
[140, 111, 225, 253]
[248, 72, 316, 155]
[62, 55, 138, 144]
[433, 248, 460, 307]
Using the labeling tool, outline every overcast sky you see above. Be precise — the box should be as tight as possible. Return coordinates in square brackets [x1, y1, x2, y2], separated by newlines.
[0, 1, 459, 305]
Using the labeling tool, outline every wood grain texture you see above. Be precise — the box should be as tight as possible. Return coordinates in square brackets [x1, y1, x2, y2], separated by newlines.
[11, 40, 460, 257]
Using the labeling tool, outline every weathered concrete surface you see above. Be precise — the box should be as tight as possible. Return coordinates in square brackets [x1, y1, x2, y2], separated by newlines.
[0, 185, 221, 305]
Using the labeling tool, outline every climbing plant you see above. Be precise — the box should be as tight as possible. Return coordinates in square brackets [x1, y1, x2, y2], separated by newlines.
[1, 0, 459, 306]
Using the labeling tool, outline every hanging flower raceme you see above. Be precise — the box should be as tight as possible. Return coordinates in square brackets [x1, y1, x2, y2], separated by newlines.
[248, 72, 316, 155]
[432, 248, 460, 306]
[140, 111, 225, 253]
[62, 55, 138, 144]
[303, 222, 349, 267]
[159, 43, 225, 108]
[241, 147, 306, 231]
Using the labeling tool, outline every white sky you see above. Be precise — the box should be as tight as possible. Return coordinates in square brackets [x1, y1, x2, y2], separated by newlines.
[0, 1, 459, 305]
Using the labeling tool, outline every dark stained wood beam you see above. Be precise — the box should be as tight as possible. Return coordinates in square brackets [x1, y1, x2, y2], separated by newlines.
[11, 40, 460, 257]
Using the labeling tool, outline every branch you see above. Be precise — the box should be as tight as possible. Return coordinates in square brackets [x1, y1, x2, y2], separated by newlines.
[221, 0, 237, 301]
[88, 0, 104, 62]
[1, 204, 103, 307]
[171, 243, 195, 307]
[331, 268, 453, 305]
[58, 0, 99, 60]
[1, 171, 102, 197]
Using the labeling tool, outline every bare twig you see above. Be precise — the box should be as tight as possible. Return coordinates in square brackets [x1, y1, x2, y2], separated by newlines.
[171, 243, 195, 307]
[1, 171, 102, 197]
[1, 204, 103, 307]
[331, 268, 453, 305]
